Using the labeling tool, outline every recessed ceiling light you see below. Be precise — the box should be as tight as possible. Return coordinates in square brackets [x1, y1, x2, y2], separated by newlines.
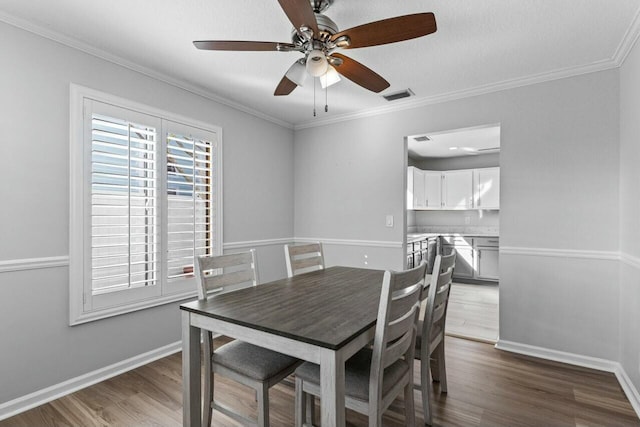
[449, 147, 459, 150]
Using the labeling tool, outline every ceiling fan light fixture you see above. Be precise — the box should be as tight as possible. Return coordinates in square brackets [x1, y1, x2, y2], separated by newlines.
[320, 66, 341, 88]
[285, 59, 307, 86]
[306, 49, 328, 77]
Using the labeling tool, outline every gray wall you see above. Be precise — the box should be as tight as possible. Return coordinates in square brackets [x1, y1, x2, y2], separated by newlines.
[0, 22, 294, 404]
[619, 35, 640, 395]
[295, 69, 620, 361]
[293, 117, 407, 270]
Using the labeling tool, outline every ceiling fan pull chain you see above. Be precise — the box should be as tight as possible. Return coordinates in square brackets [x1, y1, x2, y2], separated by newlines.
[313, 78, 317, 117]
[325, 84, 328, 113]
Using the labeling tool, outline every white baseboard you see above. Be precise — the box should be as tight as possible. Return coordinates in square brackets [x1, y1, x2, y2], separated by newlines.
[615, 364, 640, 418]
[0, 341, 182, 421]
[496, 339, 640, 418]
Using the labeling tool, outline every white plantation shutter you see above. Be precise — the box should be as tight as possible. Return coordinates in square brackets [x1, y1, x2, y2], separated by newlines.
[70, 87, 223, 325]
[165, 123, 218, 286]
[91, 114, 159, 294]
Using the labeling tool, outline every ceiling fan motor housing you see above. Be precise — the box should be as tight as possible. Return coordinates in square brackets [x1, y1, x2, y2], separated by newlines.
[291, 13, 339, 46]
[193, 0, 436, 97]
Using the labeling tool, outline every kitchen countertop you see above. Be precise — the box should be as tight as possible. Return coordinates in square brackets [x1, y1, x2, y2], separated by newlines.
[407, 232, 499, 243]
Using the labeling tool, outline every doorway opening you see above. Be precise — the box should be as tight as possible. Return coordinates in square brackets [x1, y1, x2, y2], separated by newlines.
[405, 123, 500, 343]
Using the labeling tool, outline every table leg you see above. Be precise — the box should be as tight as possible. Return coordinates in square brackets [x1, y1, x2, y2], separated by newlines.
[319, 349, 346, 427]
[182, 310, 202, 427]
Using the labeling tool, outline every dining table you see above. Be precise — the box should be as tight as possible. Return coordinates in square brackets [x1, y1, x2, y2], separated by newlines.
[181, 265, 385, 427]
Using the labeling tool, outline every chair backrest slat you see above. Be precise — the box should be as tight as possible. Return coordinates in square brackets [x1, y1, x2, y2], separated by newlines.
[293, 255, 324, 271]
[196, 249, 258, 299]
[433, 280, 451, 308]
[425, 239, 438, 274]
[421, 251, 456, 358]
[385, 309, 419, 345]
[432, 303, 447, 325]
[287, 243, 321, 256]
[284, 242, 324, 277]
[369, 261, 427, 404]
[439, 250, 456, 274]
[381, 328, 414, 369]
[205, 269, 256, 289]
[388, 282, 425, 322]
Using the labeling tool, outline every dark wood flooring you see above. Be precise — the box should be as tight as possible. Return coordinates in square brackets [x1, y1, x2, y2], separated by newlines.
[1, 337, 638, 426]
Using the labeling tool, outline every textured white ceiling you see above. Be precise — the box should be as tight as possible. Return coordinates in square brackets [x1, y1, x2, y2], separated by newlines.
[408, 124, 501, 159]
[0, 0, 638, 127]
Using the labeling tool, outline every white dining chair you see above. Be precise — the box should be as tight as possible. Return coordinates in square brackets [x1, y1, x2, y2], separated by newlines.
[415, 250, 456, 425]
[293, 261, 427, 427]
[196, 250, 301, 427]
[284, 242, 324, 277]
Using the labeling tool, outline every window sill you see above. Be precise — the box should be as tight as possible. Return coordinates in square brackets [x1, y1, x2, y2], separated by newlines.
[70, 290, 198, 326]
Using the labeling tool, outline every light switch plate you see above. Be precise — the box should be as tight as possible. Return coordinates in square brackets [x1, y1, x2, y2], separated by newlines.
[385, 215, 394, 227]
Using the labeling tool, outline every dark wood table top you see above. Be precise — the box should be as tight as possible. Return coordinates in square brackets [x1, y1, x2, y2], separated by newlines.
[181, 266, 384, 350]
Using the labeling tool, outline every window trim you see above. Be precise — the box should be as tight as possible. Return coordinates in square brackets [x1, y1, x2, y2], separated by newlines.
[69, 84, 223, 325]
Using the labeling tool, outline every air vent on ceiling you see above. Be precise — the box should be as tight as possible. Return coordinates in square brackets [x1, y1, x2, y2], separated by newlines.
[414, 135, 431, 142]
[382, 89, 414, 102]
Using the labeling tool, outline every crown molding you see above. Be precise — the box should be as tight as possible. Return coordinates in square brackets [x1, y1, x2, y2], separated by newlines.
[2, 5, 640, 132]
[0, 11, 294, 130]
[613, 6, 640, 66]
[294, 58, 618, 130]
[294, 6, 640, 130]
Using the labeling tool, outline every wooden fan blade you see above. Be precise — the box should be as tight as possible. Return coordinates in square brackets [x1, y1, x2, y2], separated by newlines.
[331, 13, 437, 49]
[330, 53, 390, 93]
[278, 0, 319, 36]
[193, 41, 294, 51]
[274, 76, 298, 96]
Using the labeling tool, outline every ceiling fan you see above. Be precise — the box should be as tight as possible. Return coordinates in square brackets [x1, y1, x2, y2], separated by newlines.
[193, 0, 437, 97]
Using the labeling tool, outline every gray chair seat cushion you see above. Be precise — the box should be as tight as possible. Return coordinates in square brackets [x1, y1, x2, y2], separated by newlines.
[213, 340, 300, 381]
[295, 347, 409, 401]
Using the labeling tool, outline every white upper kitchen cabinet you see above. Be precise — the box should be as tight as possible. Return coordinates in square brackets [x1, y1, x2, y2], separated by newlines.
[442, 170, 473, 209]
[424, 171, 442, 209]
[408, 167, 442, 210]
[474, 167, 500, 209]
[407, 166, 426, 210]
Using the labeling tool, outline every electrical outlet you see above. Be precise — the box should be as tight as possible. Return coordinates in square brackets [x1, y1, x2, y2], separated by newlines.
[385, 215, 394, 227]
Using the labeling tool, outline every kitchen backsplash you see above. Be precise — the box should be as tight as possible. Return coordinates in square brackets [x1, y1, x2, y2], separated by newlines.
[407, 209, 499, 235]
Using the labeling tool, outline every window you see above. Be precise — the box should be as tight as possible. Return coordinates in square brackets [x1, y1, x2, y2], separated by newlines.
[70, 85, 222, 325]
